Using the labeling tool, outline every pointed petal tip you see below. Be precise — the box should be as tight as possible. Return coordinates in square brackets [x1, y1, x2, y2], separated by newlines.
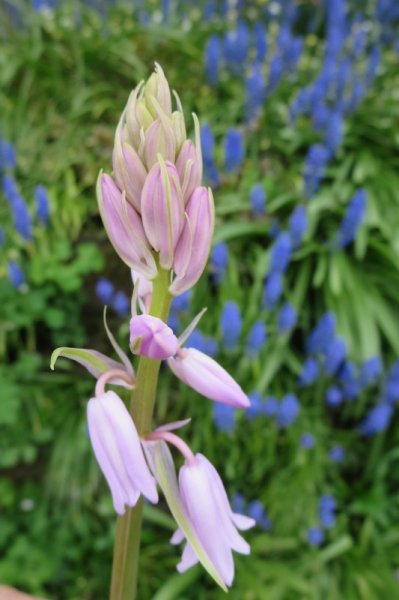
[241, 395, 251, 409]
[170, 528, 184, 545]
[232, 513, 256, 531]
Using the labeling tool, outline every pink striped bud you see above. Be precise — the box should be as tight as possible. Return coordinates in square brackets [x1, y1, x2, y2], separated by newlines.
[125, 83, 146, 148]
[176, 140, 202, 204]
[170, 187, 214, 295]
[141, 158, 185, 270]
[143, 117, 177, 169]
[112, 141, 147, 213]
[97, 172, 157, 280]
[168, 348, 249, 408]
[122, 66, 184, 169]
[130, 315, 179, 360]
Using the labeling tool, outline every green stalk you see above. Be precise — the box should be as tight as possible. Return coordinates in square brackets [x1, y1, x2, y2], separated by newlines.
[110, 267, 172, 600]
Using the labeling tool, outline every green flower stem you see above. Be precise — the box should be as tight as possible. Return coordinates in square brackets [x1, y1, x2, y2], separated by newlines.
[110, 267, 172, 600]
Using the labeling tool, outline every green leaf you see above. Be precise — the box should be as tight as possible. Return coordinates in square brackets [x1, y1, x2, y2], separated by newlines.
[50, 347, 124, 379]
[317, 536, 353, 564]
[152, 567, 201, 600]
[146, 440, 228, 592]
[214, 221, 268, 243]
[328, 253, 342, 296]
[313, 253, 328, 288]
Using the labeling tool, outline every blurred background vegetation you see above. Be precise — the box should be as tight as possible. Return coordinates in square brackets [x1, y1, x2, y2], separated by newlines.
[1, 0, 399, 598]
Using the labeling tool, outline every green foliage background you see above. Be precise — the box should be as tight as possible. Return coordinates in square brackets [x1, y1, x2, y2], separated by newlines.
[1, 2, 399, 599]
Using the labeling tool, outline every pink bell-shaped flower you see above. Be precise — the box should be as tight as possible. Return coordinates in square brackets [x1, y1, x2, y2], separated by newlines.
[172, 453, 255, 586]
[130, 314, 179, 360]
[87, 390, 158, 515]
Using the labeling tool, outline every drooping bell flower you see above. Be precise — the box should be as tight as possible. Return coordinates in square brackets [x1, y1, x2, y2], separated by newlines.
[87, 390, 158, 515]
[130, 314, 179, 360]
[172, 453, 255, 586]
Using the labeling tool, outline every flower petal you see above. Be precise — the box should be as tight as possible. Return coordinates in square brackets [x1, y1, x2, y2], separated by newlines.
[168, 348, 249, 408]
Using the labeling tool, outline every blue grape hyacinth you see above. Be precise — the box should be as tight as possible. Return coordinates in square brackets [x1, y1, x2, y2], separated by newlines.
[277, 303, 297, 333]
[276, 394, 300, 427]
[246, 321, 267, 358]
[205, 34, 221, 86]
[8, 261, 25, 290]
[307, 526, 325, 546]
[96, 278, 115, 305]
[35, 185, 50, 226]
[224, 128, 244, 174]
[220, 301, 242, 350]
[250, 183, 266, 217]
[263, 272, 283, 310]
[335, 189, 366, 248]
[269, 232, 292, 274]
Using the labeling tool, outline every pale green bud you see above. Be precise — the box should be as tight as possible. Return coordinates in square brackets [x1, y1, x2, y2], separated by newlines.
[135, 99, 154, 131]
[144, 63, 172, 118]
[172, 111, 187, 152]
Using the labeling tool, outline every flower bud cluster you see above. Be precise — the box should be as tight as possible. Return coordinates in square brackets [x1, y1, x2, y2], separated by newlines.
[97, 64, 214, 295]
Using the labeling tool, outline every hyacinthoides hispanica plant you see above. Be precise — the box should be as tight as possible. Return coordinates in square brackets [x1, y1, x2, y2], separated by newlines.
[50, 64, 254, 598]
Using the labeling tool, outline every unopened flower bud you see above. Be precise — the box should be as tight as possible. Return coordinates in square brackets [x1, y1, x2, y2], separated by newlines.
[143, 117, 177, 169]
[141, 157, 185, 269]
[172, 111, 187, 151]
[144, 63, 172, 117]
[168, 347, 249, 408]
[130, 315, 179, 360]
[125, 82, 145, 148]
[135, 99, 154, 131]
[176, 140, 202, 203]
[112, 140, 147, 213]
[97, 172, 157, 279]
[170, 186, 214, 295]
